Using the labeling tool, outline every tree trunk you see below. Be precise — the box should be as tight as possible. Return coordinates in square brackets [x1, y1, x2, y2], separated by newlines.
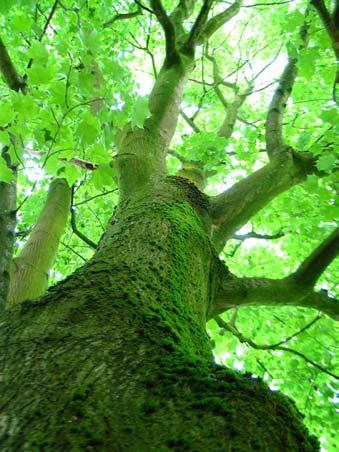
[0, 177, 318, 451]
[0, 148, 16, 308]
[8, 178, 71, 306]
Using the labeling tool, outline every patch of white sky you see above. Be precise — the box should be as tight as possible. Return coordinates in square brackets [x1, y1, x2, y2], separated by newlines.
[22, 142, 45, 185]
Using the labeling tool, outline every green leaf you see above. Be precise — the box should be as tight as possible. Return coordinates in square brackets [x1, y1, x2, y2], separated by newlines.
[11, 93, 37, 120]
[0, 131, 11, 146]
[130, 96, 151, 128]
[90, 164, 115, 189]
[63, 163, 82, 185]
[27, 41, 49, 65]
[316, 154, 337, 172]
[0, 104, 16, 126]
[88, 143, 112, 164]
[0, 156, 13, 183]
[286, 42, 298, 60]
[45, 154, 60, 176]
[11, 12, 32, 33]
[284, 11, 304, 33]
[320, 107, 339, 125]
[27, 65, 55, 85]
[76, 114, 100, 145]
[79, 29, 100, 51]
[0, 0, 18, 13]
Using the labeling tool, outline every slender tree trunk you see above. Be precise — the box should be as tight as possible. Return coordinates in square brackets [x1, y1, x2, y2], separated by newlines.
[8, 178, 71, 306]
[0, 148, 16, 308]
[0, 174, 317, 450]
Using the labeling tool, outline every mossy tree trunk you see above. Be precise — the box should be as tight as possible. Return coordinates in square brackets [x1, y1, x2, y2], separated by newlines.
[0, 170, 318, 451]
[0, 2, 337, 450]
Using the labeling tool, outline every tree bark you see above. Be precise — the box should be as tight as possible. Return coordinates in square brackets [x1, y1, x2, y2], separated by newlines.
[8, 178, 71, 306]
[0, 175, 318, 450]
[0, 148, 16, 308]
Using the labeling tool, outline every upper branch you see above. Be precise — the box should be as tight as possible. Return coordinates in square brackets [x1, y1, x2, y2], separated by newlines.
[265, 57, 297, 157]
[150, 0, 179, 64]
[265, 23, 309, 159]
[290, 228, 339, 287]
[210, 151, 310, 252]
[206, 52, 249, 139]
[104, 5, 142, 28]
[169, 0, 195, 43]
[310, 0, 339, 102]
[197, 0, 243, 44]
[0, 35, 27, 93]
[185, 0, 214, 52]
[311, 0, 339, 48]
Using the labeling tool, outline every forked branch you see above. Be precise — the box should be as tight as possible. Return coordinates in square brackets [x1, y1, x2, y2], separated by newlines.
[185, 0, 214, 52]
[210, 229, 339, 321]
[215, 315, 338, 379]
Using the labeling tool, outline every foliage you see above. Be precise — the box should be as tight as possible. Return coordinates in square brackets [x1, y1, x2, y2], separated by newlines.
[0, 0, 338, 450]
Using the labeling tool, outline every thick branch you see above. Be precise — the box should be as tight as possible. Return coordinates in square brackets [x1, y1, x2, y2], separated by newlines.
[0, 35, 27, 93]
[185, 0, 214, 52]
[265, 23, 309, 159]
[291, 228, 339, 287]
[146, 63, 191, 144]
[311, 0, 339, 47]
[8, 179, 71, 306]
[311, 0, 339, 102]
[197, 1, 243, 44]
[265, 58, 297, 157]
[169, 0, 195, 44]
[210, 149, 315, 252]
[210, 270, 339, 321]
[150, 0, 178, 64]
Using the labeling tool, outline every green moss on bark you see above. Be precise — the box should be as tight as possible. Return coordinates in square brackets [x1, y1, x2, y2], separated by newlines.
[0, 178, 319, 451]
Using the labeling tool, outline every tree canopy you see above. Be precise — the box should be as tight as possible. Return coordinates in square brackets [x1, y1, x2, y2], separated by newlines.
[0, 0, 338, 450]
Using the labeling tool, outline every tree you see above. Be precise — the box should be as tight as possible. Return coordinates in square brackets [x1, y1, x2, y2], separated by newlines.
[0, 0, 338, 450]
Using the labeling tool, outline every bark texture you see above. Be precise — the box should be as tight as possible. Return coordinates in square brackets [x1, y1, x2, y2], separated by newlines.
[0, 176, 318, 451]
[8, 179, 71, 306]
[0, 149, 16, 308]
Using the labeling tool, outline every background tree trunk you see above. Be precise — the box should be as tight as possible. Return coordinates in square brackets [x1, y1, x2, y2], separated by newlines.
[0, 148, 16, 308]
[8, 179, 71, 306]
[0, 178, 318, 451]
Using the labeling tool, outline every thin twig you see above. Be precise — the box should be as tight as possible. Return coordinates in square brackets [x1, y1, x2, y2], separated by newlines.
[70, 186, 98, 249]
[215, 315, 338, 379]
